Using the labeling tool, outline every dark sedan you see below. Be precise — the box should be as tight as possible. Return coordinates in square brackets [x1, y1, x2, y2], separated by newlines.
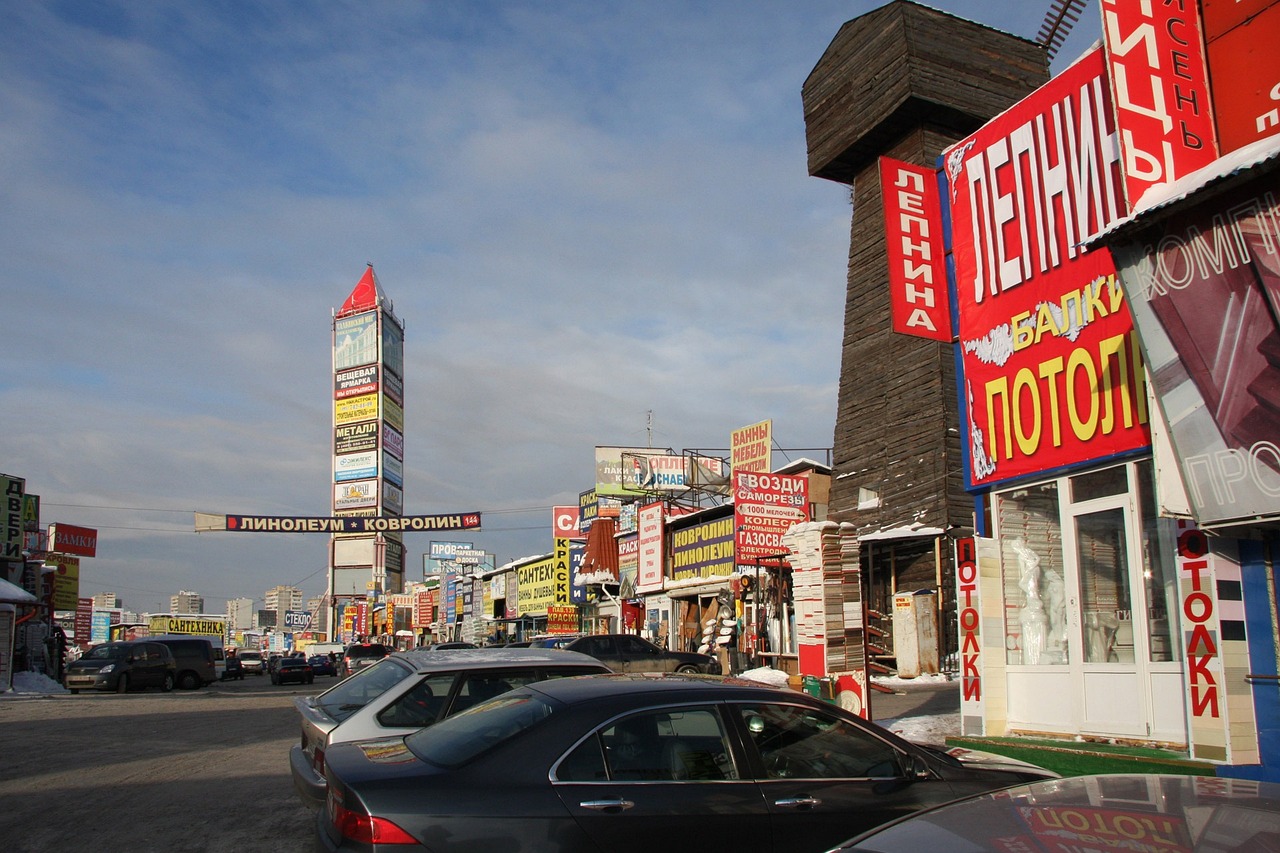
[564, 633, 718, 674]
[317, 674, 1055, 852]
[272, 657, 314, 685]
[308, 655, 338, 677]
[830, 773, 1280, 852]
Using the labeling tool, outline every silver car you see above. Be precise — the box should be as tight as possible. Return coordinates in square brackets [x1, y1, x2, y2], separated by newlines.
[289, 647, 609, 809]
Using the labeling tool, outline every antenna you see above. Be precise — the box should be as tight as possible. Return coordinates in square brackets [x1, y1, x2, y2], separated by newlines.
[1037, 0, 1089, 60]
[646, 410, 654, 448]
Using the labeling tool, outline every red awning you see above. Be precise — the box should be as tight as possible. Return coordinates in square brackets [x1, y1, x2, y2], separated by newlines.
[576, 518, 619, 584]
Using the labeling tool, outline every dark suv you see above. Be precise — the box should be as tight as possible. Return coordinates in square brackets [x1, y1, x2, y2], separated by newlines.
[340, 643, 391, 677]
[64, 641, 177, 694]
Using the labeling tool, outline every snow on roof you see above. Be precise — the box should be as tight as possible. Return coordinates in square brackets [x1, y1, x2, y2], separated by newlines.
[858, 522, 947, 542]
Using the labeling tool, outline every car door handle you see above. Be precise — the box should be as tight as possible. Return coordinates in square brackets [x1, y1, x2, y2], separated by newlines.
[774, 796, 822, 809]
[579, 799, 635, 812]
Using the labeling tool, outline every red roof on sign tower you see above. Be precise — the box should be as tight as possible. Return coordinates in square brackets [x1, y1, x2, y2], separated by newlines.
[338, 264, 386, 317]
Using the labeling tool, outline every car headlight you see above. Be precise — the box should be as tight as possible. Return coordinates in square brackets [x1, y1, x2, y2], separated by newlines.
[100, 664, 115, 674]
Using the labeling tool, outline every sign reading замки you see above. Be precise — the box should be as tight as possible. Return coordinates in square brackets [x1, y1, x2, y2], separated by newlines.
[193, 512, 481, 534]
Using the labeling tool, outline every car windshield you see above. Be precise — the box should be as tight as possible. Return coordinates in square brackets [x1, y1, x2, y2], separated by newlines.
[82, 644, 127, 660]
[316, 658, 413, 722]
[240, 652, 262, 660]
[405, 690, 557, 769]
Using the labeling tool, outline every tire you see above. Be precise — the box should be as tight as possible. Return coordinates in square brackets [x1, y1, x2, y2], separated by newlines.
[179, 672, 201, 690]
[161, 673, 175, 692]
[306, 676, 314, 684]
[676, 664, 700, 674]
[116, 674, 129, 694]
[69, 688, 80, 695]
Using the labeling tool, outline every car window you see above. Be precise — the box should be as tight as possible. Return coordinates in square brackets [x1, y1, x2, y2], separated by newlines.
[577, 636, 616, 658]
[315, 658, 414, 722]
[738, 703, 904, 780]
[617, 635, 655, 655]
[376, 673, 457, 728]
[406, 692, 556, 769]
[450, 670, 542, 715]
[557, 706, 737, 782]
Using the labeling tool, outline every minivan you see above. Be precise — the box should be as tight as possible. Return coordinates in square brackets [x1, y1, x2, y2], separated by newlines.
[63, 640, 177, 694]
[149, 635, 218, 689]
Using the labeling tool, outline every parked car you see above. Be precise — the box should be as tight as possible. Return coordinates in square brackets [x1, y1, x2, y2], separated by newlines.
[238, 650, 265, 675]
[563, 633, 719, 674]
[291, 648, 610, 810]
[149, 635, 218, 690]
[272, 657, 315, 685]
[339, 642, 391, 677]
[829, 773, 1280, 852]
[419, 641, 477, 650]
[308, 655, 337, 677]
[221, 656, 245, 680]
[528, 634, 582, 649]
[316, 674, 1056, 852]
[63, 640, 177, 694]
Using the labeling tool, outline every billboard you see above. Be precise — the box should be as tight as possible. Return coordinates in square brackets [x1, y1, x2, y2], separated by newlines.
[333, 311, 378, 370]
[730, 420, 771, 476]
[594, 446, 654, 497]
[734, 472, 810, 560]
[636, 502, 665, 594]
[334, 450, 378, 482]
[880, 157, 951, 340]
[943, 47, 1150, 490]
[335, 365, 378, 400]
[1203, 1, 1280, 154]
[669, 514, 735, 585]
[48, 522, 98, 558]
[334, 421, 378, 454]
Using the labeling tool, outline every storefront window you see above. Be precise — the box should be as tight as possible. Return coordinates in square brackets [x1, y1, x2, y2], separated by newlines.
[1070, 465, 1128, 502]
[1137, 462, 1180, 663]
[997, 483, 1067, 666]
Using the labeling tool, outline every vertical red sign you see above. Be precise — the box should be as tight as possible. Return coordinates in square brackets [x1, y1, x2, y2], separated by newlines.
[1204, 1, 1280, 153]
[879, 157, 951, 341]
[1102, 0, 1219, 208]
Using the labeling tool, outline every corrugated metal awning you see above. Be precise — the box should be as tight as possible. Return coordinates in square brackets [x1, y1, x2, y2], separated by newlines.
[576, 518, 619, 585]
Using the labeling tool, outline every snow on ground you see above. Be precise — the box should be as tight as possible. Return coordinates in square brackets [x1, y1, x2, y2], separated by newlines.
[2, 670, 67, 696]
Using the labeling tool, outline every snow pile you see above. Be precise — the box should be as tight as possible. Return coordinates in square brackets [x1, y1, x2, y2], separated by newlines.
[2, 671, 67, 696]
[736, 666, 792, 688]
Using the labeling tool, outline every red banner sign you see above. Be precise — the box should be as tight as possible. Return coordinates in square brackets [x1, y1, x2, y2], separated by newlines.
[943, 47, 1150, 489]
[734, 472, 809, 560]
[48, 522, 98, 557]
[1102, 0, 1218, 209]
[880, 157, 950, 340]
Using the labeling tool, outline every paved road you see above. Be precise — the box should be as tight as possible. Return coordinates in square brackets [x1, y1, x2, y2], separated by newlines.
[0, 673, 333, 853]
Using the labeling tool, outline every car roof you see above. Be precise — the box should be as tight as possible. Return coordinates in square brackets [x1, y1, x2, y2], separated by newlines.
[524, 673, 793, 704]
[389, 647, 607, 674]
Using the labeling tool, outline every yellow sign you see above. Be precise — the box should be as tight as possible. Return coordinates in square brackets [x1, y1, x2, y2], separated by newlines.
[335, 393, 379, 425]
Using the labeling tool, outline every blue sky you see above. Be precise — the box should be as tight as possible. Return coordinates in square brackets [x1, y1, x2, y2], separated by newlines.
[1, 1, 1102, 614]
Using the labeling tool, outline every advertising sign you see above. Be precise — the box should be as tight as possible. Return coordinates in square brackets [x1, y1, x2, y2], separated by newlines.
[335, 421, 378, 454]
[75, 597, 93, 645]
[622, 453, 727, 492]
[516, 555, 562, 615]
[383, 396, 404, 432]
[1204, 1, 1280, 153]
[879, 157, 951, 340]
[1101, 0, 1218, 209]
[669, 515, 734, 585]
[199, 512, 480, 533]
[335, 393, 379, 425]
[3, 474, 26, 561]
[730, 420, 771, 476]
[382, 423, 404, 460]
[284, 610, 310, 630]
[334, 450, 378, 482]
[578, 489, 599, 532]
[333, 311, 378, 370]
[334, 480, 378, 511]
[382, 481, 403, 515]
[943, 47, 1150, 490]
[594, 446, 653, 497]
[547, 604, 578, 634]
[48, 522, 98, 558]
[47, 553, 80, 610]
[636, 502, 665, 594]
[381, 312, 404, 379]
[552, 506, 583, 540]
[734, 472, 810, 560]
[335, 365, 378, 400]
[382, 453, 403, 487]
[383, 368, 404, 406]
[1110, 179, 1280, 524]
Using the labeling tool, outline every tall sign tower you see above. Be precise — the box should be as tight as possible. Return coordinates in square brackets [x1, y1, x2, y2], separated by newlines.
[329, 265, 406, 641]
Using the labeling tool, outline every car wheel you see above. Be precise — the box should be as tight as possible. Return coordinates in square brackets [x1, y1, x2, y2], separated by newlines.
[161, 673, 175, 692]
[676, 664, 700, 674]
[307, 676, 314, 684]
[180, 672, 200, 690]
[116, 674, 129, 694]
[69, 688, 79, 695]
